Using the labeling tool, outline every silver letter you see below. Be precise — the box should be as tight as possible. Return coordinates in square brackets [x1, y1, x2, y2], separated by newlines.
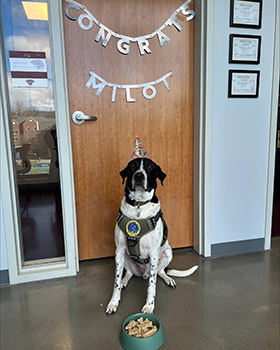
[117, 39, 130, 54]
[64, 3, 80, 21]
[78, 14, 93, 30]
[137, 39, 152, 55]
[162, 78, 171, 92]
[181, 1, 195, 21]
[95, 25, 112, 47]
[166, 14, 182, 31]
[156, 30, 171, 48]
[85, 73, 106, 96]
[111, 86, 117, 102]
[142, 85, 156, 100]
[126, 87, 136, 102]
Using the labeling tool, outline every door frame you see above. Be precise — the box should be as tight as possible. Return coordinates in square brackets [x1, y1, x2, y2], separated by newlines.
[0, 4, 79, 284]
[49, 0, 210, 257]
[193, 0, 214, 257]
[264, 0, 280, 250]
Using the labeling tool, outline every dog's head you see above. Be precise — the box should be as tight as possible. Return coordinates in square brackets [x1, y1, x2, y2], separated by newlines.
[120, 158, 166, 196]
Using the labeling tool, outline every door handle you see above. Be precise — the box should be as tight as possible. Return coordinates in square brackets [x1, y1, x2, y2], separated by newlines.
[72, 111, 97, 125]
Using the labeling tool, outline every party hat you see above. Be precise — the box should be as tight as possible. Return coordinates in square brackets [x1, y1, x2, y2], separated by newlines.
[129, 135, 150, 160]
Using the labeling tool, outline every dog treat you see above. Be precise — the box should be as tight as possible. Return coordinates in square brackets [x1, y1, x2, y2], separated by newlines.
[125, 320, 138, 330]
[137, 319, 153, 332]
[134, 333, 142, 338]
[142, 326, 158, 338]
[125, 318, 158, 338]
[129, 327, 141, 336]
[142, 319, 153, 328]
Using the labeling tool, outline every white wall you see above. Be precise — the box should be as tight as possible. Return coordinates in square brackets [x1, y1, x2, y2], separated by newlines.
[0, 190, 8, 271]
[211, 0, 277, 244]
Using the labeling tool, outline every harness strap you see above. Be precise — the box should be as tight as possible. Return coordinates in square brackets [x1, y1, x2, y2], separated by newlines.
[116, 209, 168, 264]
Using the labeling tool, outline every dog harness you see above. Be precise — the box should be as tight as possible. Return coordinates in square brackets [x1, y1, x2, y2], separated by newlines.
[116, 209, 168, 264]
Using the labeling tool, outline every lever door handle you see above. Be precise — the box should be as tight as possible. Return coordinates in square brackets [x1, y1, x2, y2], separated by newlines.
[72, 111, 97, 125]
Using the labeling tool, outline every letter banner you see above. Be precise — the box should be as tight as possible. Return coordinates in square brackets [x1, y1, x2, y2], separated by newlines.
[64, 0, 195, 55]
[85, 71, 172, 103]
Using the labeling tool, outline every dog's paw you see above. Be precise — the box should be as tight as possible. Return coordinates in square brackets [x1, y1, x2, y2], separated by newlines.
[121, 278, 128, 290]
[164, 276, 176, 288]
[105, 301, 119, 316]
[159, 273, 176, 288]
[141, 303, 154, 314]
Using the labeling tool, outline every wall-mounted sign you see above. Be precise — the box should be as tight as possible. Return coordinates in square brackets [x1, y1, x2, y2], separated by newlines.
[229, 34, 261, 64]
[9, 51, 48, 87]
[230, 0, 263, 29]
[86, 71, 172, 102]
[228, 70, 260, 98]
[64, 0, 195, 55]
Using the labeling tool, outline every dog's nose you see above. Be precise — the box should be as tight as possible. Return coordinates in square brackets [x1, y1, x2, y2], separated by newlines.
[134, 172, 144, 181]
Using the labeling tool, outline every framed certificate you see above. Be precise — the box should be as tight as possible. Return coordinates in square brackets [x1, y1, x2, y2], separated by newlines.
[230, 0, 263, 29]
[228, 70, 260, 98]
[229, 34, 261, 64]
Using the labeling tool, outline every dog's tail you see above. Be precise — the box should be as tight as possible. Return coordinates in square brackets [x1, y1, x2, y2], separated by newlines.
[166, 265, 199, 277]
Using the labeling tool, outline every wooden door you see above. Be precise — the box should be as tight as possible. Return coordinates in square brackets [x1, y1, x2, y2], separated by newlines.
[63, 0, 194, 260]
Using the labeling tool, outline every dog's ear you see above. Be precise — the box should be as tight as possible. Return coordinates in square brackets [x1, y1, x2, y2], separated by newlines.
[119, 166, 129, 184]
[156, 165, 166, 186]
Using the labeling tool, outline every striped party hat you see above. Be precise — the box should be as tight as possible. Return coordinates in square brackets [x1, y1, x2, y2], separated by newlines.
[129, 135, 150, 160]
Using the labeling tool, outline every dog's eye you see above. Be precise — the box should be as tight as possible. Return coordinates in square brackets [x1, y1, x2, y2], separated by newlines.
[131, 163, 135, 168]
[147, 164, 152, 170]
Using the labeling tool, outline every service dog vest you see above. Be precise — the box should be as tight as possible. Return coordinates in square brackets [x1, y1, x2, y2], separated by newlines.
[116, 209, 168, 264]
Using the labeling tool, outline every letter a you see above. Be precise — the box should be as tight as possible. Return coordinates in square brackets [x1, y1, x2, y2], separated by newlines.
[157, 31, 171, 48]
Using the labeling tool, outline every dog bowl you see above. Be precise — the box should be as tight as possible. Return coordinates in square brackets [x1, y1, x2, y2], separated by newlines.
[119, 313, 165, 350]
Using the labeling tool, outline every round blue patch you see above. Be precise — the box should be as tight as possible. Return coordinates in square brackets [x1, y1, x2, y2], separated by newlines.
[126, 220, 141, 237]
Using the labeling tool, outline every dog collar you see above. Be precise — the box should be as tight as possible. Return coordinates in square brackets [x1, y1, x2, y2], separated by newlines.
[126, 197, 150, 207]
[125, 195, 159, 207]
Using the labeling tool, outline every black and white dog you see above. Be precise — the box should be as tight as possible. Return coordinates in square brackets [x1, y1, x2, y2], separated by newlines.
[105, 158, 198, 315]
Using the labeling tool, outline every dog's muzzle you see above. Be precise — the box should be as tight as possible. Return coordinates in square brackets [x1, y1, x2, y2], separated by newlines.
[132, 171, 147, 190]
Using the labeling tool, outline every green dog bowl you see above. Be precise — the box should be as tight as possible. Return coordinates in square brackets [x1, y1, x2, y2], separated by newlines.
[120, 313, 165, 350]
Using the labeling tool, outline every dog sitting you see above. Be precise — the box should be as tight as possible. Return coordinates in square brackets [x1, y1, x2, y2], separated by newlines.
[105, 158, 198, 315]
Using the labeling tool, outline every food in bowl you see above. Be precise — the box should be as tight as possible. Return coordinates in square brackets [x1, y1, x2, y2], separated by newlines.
[125, 317, 158, 338]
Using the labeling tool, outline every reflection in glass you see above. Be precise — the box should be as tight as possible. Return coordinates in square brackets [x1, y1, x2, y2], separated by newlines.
[1, 0, 65, 262]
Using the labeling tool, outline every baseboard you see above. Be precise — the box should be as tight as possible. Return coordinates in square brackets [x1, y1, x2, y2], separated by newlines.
[211, 238, 265, 257]
[0, 269, 10, 286]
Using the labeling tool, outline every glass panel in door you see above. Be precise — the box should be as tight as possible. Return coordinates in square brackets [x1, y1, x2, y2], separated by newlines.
[1, 0, 65, 263]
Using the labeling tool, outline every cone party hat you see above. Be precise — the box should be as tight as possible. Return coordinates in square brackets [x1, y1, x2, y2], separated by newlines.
[129, 135, 150, 160]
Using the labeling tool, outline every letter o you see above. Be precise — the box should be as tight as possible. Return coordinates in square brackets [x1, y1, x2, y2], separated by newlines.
[143, 85, 156, 100]
[78, 14, 93, 30]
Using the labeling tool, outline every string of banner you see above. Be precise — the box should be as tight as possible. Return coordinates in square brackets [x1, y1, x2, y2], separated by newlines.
[65, 0, 195, 102]
[86, 71, 172, 103]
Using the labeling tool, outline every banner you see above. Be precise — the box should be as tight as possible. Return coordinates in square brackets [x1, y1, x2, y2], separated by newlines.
[86, 71, 172, 102]
[65, 0, 195, 55]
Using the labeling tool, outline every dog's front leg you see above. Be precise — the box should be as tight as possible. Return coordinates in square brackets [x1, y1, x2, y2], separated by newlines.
[106, 248, 125, 315]
[141, 253, 158, 314]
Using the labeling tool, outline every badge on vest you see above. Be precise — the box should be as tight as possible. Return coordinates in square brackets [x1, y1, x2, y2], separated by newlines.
[126, 220, 141, 237]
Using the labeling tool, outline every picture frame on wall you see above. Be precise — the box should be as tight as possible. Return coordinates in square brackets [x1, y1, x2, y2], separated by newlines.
[230, 0, 263, 29]
[229, 34, 261, 64]
[228, 70, 260, 98]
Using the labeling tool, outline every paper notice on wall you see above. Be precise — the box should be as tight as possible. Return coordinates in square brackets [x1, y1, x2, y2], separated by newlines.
[9, 51, 48, 87]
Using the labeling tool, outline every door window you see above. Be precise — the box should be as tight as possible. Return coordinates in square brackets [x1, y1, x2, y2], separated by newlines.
[1, 0, 65, 263]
